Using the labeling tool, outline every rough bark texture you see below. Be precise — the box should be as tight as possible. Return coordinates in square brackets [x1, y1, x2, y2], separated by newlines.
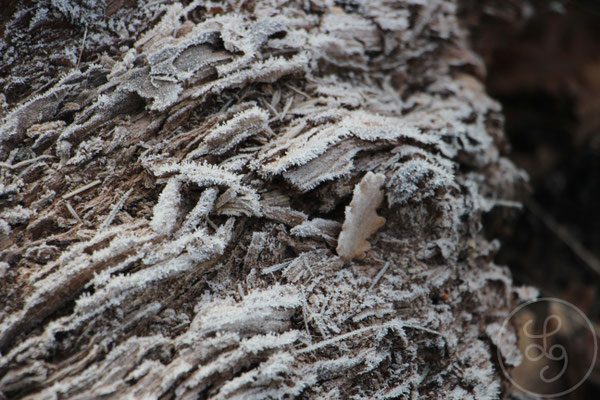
[0, 1, 531, 399]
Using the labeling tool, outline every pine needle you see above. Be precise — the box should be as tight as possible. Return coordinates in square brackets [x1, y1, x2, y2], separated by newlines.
[99, 188, 133, 232]
[368, 261, 391, 291]
[76, 24, 88, 71]
[65, 201, 83, 224]
[63, 180, 101, 199]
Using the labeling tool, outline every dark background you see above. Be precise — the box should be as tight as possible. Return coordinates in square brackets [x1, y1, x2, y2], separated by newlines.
[467, 0, 600, 397]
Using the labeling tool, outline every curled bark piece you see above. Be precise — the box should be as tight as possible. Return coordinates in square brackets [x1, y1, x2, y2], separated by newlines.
[336, 172, 386, 261]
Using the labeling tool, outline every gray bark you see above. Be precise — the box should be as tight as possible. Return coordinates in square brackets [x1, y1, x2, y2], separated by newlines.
[0, 1, 529, 398]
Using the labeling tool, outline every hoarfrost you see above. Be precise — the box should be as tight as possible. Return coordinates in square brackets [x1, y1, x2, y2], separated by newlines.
[0, 0, 527, 398]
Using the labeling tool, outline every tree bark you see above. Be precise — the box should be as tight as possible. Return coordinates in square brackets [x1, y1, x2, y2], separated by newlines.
[0, 1, 530, 398]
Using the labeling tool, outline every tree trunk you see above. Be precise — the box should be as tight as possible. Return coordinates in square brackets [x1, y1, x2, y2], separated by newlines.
[0, 1, 530, 398]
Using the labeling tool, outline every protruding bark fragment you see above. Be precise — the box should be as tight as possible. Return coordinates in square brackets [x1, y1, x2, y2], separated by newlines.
[336, 172, 386, 261]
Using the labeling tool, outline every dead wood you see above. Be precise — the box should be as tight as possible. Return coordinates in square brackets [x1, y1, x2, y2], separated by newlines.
[0, 1, 532, 398]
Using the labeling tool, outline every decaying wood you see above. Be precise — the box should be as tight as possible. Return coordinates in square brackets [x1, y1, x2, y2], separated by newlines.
[0, 0, 532, 398]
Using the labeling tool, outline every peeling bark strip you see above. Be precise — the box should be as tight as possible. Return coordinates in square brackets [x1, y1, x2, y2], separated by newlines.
[0, 1, 531, 399]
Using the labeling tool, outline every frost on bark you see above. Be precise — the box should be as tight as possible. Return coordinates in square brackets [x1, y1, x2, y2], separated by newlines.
[0, 1, 531, 399]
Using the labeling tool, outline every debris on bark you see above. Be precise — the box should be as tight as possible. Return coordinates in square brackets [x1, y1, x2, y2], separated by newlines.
[336, 172, 386, 261]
